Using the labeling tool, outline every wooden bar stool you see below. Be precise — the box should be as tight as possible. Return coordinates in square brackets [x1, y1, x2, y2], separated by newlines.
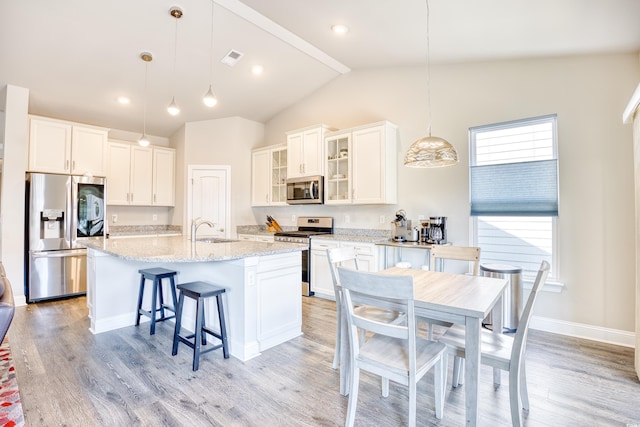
[172, 281, 229, 371]
[135, 267, 178, 335]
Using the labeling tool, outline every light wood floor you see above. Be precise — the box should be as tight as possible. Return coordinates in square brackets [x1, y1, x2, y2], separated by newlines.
[7, 295, 640, 426]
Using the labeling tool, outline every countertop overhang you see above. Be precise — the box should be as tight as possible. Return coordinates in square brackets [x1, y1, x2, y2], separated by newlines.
[80, 236, 307, 263]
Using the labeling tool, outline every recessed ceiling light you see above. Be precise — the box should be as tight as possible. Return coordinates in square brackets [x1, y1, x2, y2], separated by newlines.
[117, 96, 131, 105]
[331, 24, 349, 34]
[251, 65, 264, 76]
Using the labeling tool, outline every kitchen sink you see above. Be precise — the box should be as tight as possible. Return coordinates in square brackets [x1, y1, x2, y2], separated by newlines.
[196, 238, 239, 243]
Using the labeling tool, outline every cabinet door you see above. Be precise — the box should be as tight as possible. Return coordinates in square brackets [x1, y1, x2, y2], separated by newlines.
[71, 126, 108, 176]
[302, 128, 324, 176]
[152, 147, 175, 206]
[129, 146, 153, 205]
[106, 142, 132, 205]
[28, 118, 71, 173]
[252, 149, 271, 206]
[352, 125, 387, 204]
[310, 239, 340, 299]
[325, 133, 351, 204]
[340, 242, 379, 272]
[271, 148, 288, 205]
[287, 132, 304, 178]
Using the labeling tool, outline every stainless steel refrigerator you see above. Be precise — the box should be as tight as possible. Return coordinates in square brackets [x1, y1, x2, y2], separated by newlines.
[25, 173, 106, 302]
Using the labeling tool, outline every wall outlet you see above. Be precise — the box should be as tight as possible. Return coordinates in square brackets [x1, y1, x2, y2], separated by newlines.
[111, 214, 117, 223]
[379, 215, 385, 224]
[291, 214, 296, 222]
[152, 214, 157, 221]
[344, 214, 350, 223]
[418, 215, 425, 220]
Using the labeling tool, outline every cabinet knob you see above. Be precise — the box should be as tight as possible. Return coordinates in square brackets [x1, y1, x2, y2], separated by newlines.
[66, 160, 70, 170]
[72, 160, 76, 171]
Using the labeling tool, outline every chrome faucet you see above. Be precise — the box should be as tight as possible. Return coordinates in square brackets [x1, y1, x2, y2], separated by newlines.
[191, 217, 215, 241]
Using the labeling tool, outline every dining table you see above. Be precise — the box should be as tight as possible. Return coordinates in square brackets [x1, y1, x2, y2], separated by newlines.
[338, 266, 508, 427]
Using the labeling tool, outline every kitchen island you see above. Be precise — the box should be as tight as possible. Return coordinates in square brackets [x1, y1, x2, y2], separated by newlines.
[81, 236, 307, 361]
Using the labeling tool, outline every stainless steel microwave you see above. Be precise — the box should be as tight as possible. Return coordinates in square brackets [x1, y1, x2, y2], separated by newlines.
[286, 175, 324, 204]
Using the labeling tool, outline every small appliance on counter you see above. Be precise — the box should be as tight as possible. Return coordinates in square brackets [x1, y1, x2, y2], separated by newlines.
[392, 209, 415, 242]
[424, 216, 447, 244]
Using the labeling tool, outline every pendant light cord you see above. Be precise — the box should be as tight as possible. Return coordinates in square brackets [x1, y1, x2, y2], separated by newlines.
[208, 0, 214, 85]
[425, 0, 432, 137]
[173, 16, 178, 93]
[143, 60, 148, 135]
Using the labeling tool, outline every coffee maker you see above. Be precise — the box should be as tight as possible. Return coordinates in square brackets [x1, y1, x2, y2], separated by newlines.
[424, 216, 447, 244]
[392, 209, 412, 242]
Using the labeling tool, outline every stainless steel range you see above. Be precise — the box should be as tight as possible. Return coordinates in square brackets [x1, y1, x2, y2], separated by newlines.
[274, 217, 334, 296]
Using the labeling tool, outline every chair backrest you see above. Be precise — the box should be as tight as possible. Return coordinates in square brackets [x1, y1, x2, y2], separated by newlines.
[429, 245, 481, 275]
[327, 246, 359, 301]
[337, 267, 416, 359]
[510, 260, 550, 366]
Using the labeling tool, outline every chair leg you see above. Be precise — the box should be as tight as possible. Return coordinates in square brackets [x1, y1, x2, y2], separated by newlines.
[172, 293, 185, 356]
[193, 297, 204, 371]
[520, 361, 529, 411]
[332, 300, 341, 370]
[434, 355, 444, 420]
[509, 363, 523, 427]
[216, 294, 229, 359]
[150, 278, 159, 335]
[135, 275, 145, 326]
[157, 279, 166, 320]
[345, 366, 360, 427]
[408, 379, 417, 427]
[381, 377, 389, 398]
[452, 356, 462, 387]
[428, 323, 434, 340]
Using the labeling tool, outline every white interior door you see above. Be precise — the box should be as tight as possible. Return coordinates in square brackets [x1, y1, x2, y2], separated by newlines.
[187, 165, 230, 239]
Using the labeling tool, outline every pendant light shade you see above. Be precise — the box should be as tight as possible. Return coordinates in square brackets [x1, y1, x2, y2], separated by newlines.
[203, 84, 218, 107]
[203, 0, 218, 107]
[404, 0, 457, 168]
[138, 51, 152, 147]
[404, 134, 458, 168]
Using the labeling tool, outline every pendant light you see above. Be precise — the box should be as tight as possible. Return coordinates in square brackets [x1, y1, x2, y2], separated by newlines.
[404, 0, 458, 168]
[167, 6, 182, 116]
[203, 0, 218, 107]
[138, 52, 152, 147]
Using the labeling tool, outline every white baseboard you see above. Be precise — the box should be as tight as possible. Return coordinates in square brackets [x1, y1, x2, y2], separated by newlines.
[530, 315, 636, 348]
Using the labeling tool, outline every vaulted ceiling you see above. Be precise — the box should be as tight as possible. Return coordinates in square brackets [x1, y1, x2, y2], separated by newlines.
[2, 0, 639, 138]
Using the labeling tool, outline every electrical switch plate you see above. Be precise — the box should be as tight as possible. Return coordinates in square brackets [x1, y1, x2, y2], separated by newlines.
[418, 215, 425, 220]
[344, 214, 350, 223]
[111, 214, 117, 223]
[291, 215, 296, 222]
[379, 215, 385, 224]
[152, 214, 157, 221]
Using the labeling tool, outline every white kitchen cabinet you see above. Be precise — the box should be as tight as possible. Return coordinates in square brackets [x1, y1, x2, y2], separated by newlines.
[29, 116, 108, 176]
[286, 125, 332, 178]
[325, 121, 398, 205]
[251, 144, 287, 206]
[310, 238, 380, 300]
[310, 239, 340, 299]
[107, 141, 174, 206]
[152, 147, 175, 206]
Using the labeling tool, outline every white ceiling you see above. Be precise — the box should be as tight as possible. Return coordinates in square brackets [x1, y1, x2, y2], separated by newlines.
[1, 0, 639, 138]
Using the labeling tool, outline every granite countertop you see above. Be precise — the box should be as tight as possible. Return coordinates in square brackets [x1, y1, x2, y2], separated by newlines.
[311, 234, 391, 243]
[80, 235, 306, 263]
[108, 225, 182, 238]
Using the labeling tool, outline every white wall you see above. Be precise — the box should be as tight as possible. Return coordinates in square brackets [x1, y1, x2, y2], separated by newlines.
[178, 117, 264, 236]
[0, 85, 29, 302]
[259, 53, 640, 335]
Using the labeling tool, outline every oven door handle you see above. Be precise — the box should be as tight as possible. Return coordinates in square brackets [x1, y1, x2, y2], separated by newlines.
[310, 181, 318, 199]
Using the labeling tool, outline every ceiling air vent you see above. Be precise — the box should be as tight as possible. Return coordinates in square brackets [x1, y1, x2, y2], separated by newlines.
[221, 49, 244, 67]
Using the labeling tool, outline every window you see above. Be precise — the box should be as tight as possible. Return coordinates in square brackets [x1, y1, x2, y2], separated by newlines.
[469, 115, 558, 280]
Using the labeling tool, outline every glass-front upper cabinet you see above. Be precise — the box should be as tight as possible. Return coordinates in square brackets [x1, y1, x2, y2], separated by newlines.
[325, 132, 351, 204]
[271, 148, 287, 204]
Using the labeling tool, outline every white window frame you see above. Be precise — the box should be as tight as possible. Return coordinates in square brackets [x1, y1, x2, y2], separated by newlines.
[469, 115, 562, 288]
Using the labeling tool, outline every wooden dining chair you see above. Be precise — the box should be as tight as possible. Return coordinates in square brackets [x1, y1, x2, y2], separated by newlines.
[326, 246, 403, 370]
[338, 266, 446, 427]
[438, 260, 550, 427]
[424, 245, 481, 339]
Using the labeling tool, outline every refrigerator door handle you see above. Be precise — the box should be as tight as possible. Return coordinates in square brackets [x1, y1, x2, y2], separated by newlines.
[31, 249, 86, 259]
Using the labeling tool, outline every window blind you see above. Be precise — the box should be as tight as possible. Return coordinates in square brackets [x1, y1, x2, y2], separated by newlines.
[470, 114, 558, 217]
